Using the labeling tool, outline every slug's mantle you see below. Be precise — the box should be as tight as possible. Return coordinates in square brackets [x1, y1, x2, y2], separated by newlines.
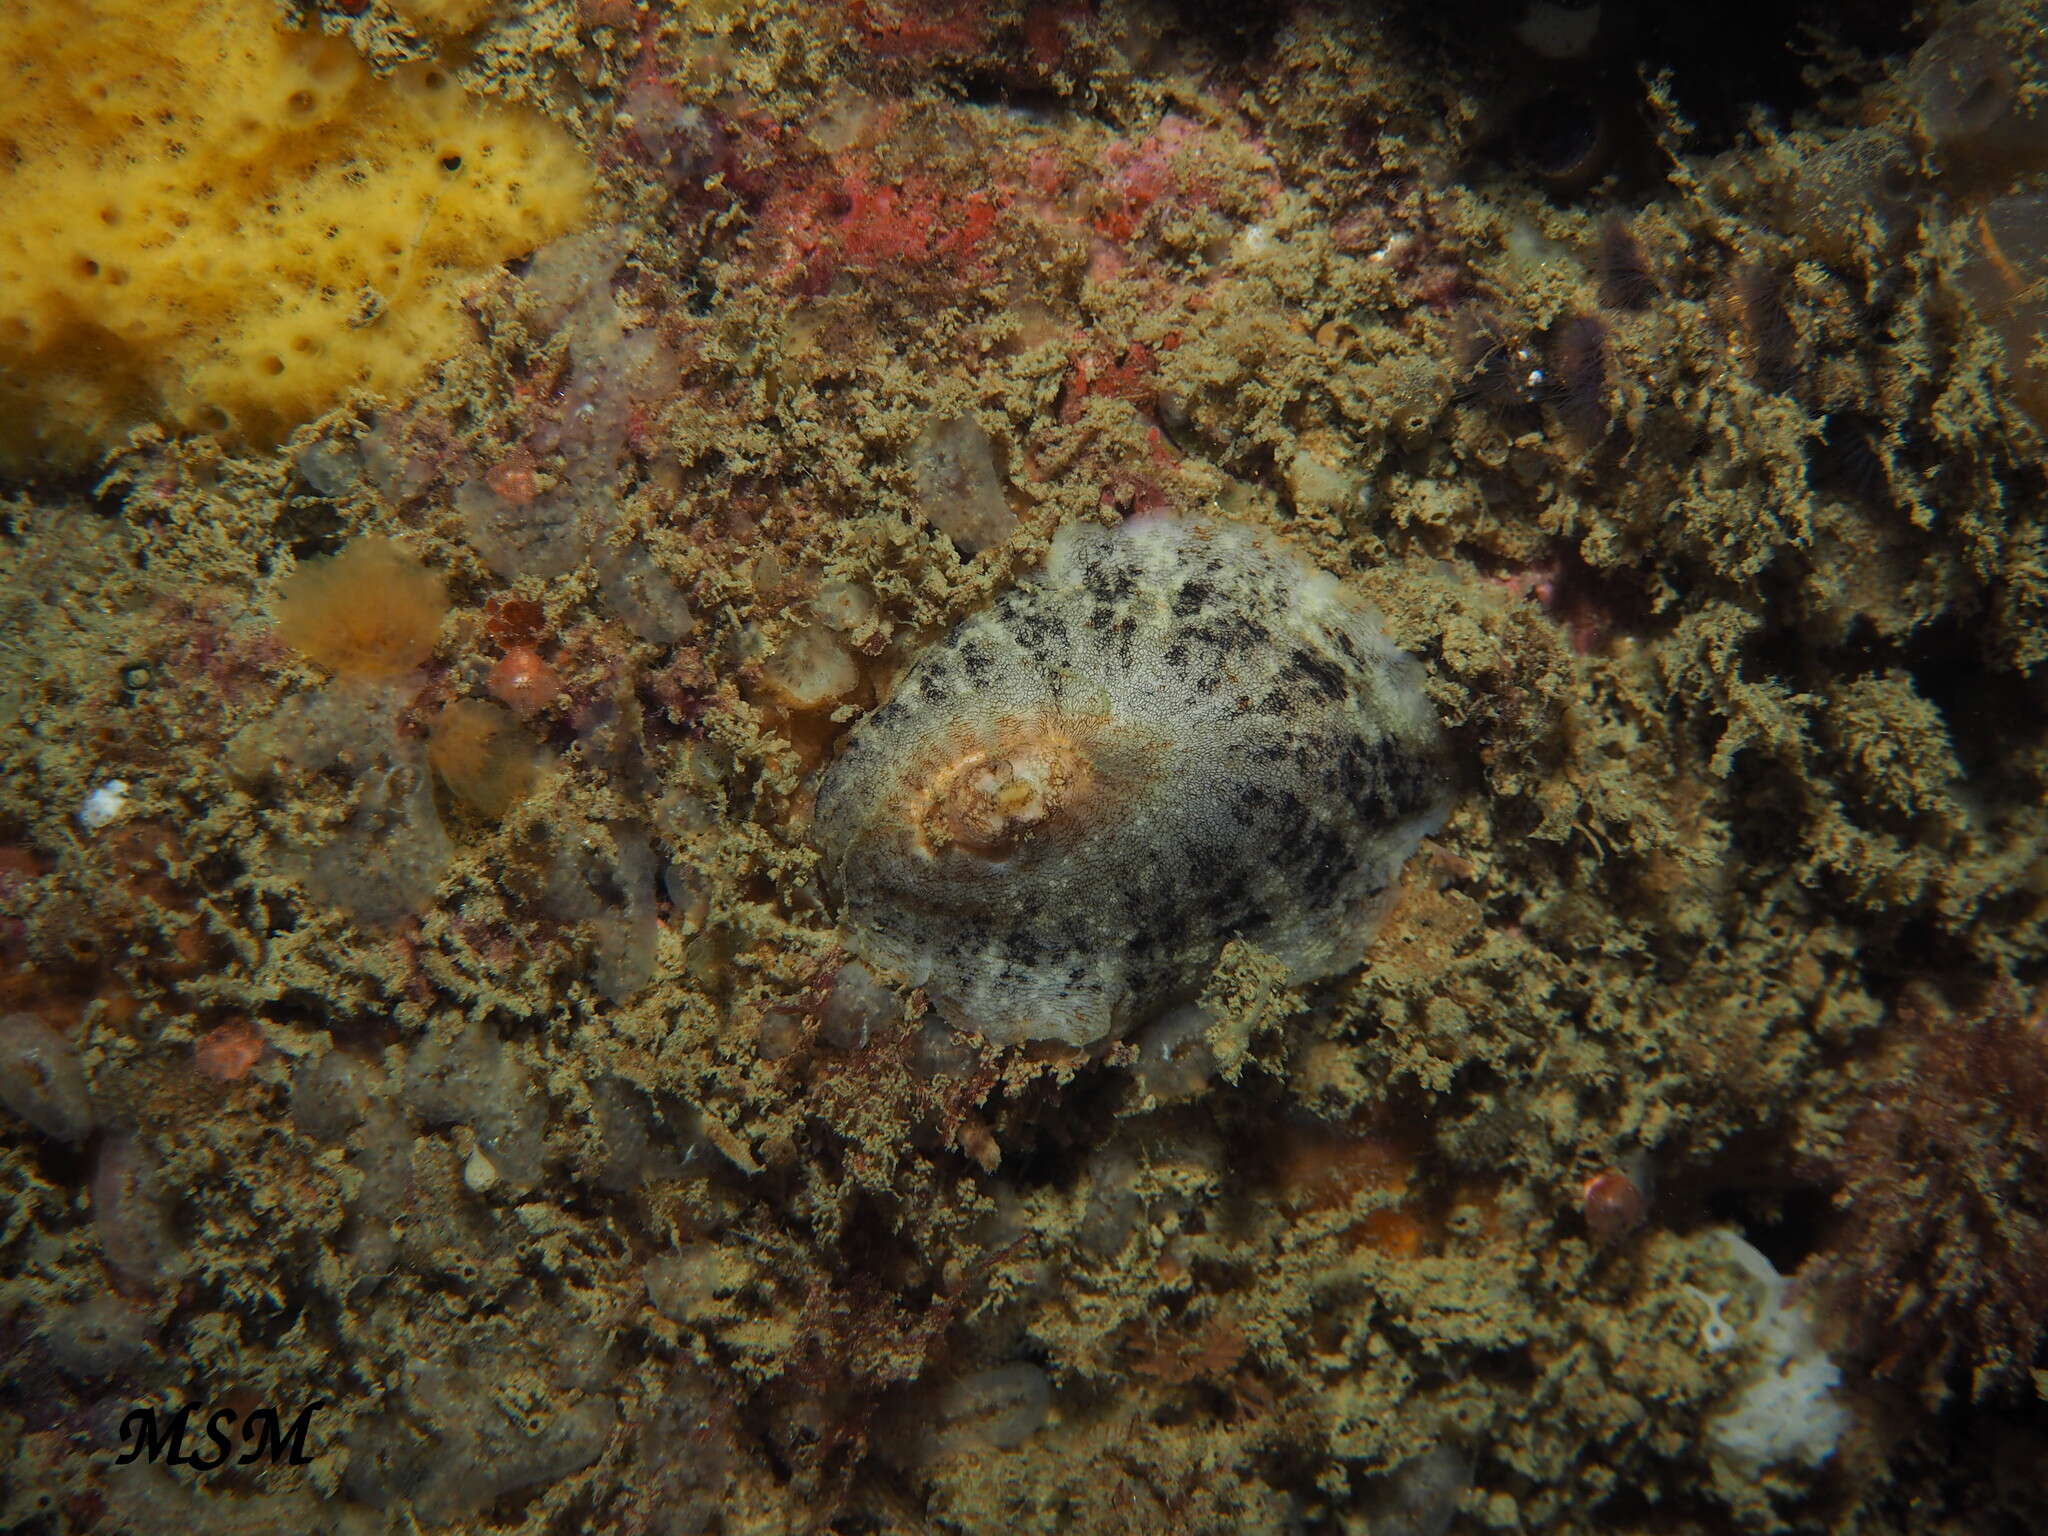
[812, 515, 1454, 1047]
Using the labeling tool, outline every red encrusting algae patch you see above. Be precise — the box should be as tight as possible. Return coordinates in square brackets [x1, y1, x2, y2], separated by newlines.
[754, 151, 1011, 297]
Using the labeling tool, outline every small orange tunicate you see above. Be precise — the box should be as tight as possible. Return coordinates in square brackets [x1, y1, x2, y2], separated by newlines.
[274, 536, 448, 678]
[1131, 1004, 1215, 1103]
[755, 1009, 804, 1061]
[895, 1363, 1052, 1465]
[484, 453, 539, 505]
[193, 1021, 266, 1082]
[92, 1133, 177, 1289]
[1581, 1168, 1648, 1243]
[1905, 21, 2040, 172]
[487, 646, 561, 716]
[427, 699, 551, 817]
[911, 415, 1017, 553]
[1355, 1207, 1428, 1260]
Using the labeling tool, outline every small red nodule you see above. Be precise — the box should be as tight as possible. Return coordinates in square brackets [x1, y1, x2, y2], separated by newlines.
[488, 646, 560, 717]
[1581, 1169, 1648, 1243]
[194, 1021, 266, 1082]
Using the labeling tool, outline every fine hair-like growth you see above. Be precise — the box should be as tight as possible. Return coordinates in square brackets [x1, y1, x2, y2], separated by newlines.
[1546, 313, 1613, 452]
[1734, 260, 1801, 393]
[1593, 218, 1658, 310]
[1818, 982, 2048, 1406]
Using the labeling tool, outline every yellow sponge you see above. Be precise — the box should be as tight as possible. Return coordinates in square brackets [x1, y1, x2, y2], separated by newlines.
[0, 1, 591, 470]
[393, 0, 501, 35]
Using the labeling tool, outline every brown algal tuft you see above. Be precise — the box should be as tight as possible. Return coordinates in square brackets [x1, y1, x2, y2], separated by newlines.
[1817, 982, 2048, 1406]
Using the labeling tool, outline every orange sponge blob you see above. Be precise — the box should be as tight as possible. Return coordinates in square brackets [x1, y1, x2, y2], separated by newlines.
[0, 0, 592, 470]
[427, 700, 550, 818]
[275, 538, 449, 679]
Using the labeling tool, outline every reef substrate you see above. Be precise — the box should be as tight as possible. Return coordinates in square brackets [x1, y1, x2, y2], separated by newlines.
[2, 2, 2046, 1534]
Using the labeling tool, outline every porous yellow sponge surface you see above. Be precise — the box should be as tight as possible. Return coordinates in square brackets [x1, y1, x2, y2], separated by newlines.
[0, 1, 591, 471]
[391, 0, 500, 36]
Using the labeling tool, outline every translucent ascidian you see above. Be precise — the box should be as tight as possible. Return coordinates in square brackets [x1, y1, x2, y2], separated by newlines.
[1953, 192, 2048, 428]
[0, 1012, 95, 1142]
[812, 515, 1453, 1047]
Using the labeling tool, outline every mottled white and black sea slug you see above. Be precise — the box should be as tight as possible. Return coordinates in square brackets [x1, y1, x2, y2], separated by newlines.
[813, 515, 1453, 1047]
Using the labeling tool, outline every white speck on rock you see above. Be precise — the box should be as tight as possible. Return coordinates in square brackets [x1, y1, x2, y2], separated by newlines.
[463, 1147, 500, 1192]
[78, 781, 130, 831]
